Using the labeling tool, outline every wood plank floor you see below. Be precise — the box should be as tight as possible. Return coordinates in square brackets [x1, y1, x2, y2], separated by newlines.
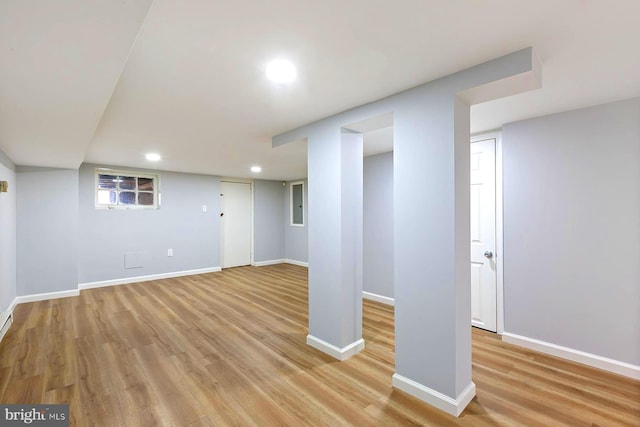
[1, 264, 638, 426]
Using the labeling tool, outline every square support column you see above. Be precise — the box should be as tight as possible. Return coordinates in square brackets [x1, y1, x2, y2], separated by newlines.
[273, 47, 541, 417]
[306, 129, 364, 360]
[392, 96, 475, 416]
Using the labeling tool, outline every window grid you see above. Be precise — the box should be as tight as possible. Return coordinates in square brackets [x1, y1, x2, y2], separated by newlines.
[95, 169, 159, 209]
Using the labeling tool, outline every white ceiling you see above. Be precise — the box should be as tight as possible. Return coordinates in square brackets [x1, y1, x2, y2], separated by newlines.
[1, 0, 639, 180]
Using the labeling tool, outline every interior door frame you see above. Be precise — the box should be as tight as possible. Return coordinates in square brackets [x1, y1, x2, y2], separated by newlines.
[471, 131, 504, 335]
[220, 178, 254, 268]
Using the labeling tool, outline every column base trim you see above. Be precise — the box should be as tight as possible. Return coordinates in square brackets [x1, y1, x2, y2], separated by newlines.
[392, 374, 476, 417]
[362, 291, 395, 306]
[306, 335, 365, 361]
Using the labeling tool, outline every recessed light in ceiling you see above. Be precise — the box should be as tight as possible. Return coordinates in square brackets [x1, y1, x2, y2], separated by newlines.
[145, 153, 161, 161]
[250, 166, 262, 173]
[265, 59, 297, 84]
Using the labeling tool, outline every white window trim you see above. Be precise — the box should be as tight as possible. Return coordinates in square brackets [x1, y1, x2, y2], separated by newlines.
[290, 181, 304, 227]
[94, 168, 160, 210]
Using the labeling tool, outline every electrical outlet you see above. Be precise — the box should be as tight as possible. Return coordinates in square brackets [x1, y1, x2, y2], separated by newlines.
[202, 205, 207, 212]
[168, 249, 173, 257]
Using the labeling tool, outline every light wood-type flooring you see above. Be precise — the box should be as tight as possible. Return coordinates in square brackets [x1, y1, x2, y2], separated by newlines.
[1, 264, 638, 426]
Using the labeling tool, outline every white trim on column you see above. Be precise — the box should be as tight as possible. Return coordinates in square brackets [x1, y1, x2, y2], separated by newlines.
[15, 289, 79, 304]
[79, 267, 222, 290]
[362, 291, 395, 306]
[502, 332, 640, 380]
[392, 374, 476, 417]
[306, 335, 365, 361]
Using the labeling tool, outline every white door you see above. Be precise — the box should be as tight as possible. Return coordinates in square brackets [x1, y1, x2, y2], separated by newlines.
[470, 138, 497, 332]
[220, 182, 252, 268]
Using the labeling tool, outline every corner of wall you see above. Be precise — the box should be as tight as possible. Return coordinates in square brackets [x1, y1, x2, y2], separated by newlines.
[0, 150, 17, 313]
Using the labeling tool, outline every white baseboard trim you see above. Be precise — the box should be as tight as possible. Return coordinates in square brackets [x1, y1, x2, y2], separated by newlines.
[285, 259, 308, 268]
[253, 258, 308, 268]
[362, 291, 395, 306]
[0, 310, 13, 343]
[502, 332, 640, 380]
[252, 259, 286, 267]
[392, 374, 476, 417]
[79, 267, 222, 290]
[7, 297, 18, 316]
[306, 335, 365, 361]
[0, 297, 19, 344]
[15, 289, 80, 304]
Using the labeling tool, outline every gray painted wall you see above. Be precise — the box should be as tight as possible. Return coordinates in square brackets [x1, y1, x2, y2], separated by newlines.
[78, 164, 221, 283]
[284, 179, 308, 263]
[253, 179, 285, 263]
[502, 97, 640, 365]
[17, 167, 78, 295]
[363, 152, 394, 298]
[0, 151, 16, 311]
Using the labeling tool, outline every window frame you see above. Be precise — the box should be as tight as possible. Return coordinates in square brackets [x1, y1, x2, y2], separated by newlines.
[290, 181, 304, 227]
[94, 168, 160, 210]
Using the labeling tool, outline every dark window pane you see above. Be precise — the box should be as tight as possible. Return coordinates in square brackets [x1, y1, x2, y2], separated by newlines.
[292, 183, 303, 225]
[138, 192, 154, 205]
[97, 190, 116, 204]
[98, 175, 117, 189]
[138, 177, 154, 191]
[119, 176, 136, 190]
[119, 191, 136, 204]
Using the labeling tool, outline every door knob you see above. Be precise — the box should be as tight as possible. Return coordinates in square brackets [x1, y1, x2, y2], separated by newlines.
[484, 251, 494, 258]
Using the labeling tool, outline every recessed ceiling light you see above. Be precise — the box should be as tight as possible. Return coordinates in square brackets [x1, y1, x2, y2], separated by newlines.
[265, 59, 297, 84]
[145, 153, 161, 161]
[250, 166, 262, 173]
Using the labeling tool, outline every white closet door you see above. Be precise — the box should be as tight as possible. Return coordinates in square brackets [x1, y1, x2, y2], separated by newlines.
[470, 138, 497, 332]
[221, 182, 251, 268]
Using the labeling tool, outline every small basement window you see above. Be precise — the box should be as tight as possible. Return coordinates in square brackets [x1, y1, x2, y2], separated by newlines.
[95, 169, 159, 209]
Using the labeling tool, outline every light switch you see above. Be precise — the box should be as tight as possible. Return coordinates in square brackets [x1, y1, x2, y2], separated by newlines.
[168, 249, 173, 257]
[202, 205, 207, 212]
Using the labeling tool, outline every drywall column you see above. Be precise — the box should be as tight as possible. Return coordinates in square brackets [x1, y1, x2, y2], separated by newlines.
[273, 48, 541, 417]
[306, 129, 364, 360]
[391, 95, 474, 416]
